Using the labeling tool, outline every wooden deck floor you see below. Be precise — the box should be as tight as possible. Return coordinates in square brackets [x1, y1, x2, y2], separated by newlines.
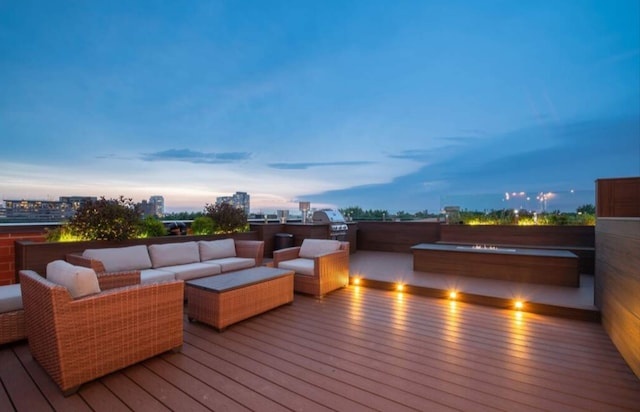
[2, 283, 639, 411]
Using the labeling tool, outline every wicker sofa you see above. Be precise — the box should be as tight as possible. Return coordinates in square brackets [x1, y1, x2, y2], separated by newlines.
[273, 239, 350, 298]
[67, 238, 264, 284]
[20, 261, 184, 395]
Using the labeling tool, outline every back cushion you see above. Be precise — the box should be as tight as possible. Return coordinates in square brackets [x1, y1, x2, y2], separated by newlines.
[148, 241, 200, 268]
[46, 260, 101, 298]
[199, 239, 236, 261]
[83, 245, 152, 272]
[299, 239, 341, 259]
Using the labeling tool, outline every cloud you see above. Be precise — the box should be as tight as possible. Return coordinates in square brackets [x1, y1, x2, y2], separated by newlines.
[302, 113, 640, 212]
[268, 160, 375, 170]
[141, 149, 251, 164]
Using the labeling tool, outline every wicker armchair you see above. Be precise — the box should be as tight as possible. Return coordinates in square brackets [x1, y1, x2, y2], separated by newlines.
[19, 269, 184, 395]
[273, 239, 349, 298]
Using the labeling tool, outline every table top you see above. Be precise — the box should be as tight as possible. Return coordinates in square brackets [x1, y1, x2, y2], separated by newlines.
[185, 266, 294, 292]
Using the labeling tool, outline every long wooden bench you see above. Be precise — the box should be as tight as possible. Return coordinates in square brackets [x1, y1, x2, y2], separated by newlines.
[412, 243, 580, 287]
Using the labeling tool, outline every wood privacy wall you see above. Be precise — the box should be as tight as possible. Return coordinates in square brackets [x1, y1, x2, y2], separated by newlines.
[596, 177, 640, 217]
[595, 177, 640, 378]
[595, 218, 640, 378]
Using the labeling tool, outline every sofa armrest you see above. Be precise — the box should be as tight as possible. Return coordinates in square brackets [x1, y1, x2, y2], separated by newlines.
[66, 253, 106, 273]
[273, 246, 301, 266]
[97, 271, 141, 290]
[235, 240, 264, 266]
[314, 248, 350, 280]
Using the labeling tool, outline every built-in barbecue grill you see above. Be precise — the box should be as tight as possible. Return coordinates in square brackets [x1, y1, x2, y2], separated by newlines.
[312, 209, 348, 239]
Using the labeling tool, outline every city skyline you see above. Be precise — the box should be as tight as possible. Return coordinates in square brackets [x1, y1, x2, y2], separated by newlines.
[1, 1, 638, 213]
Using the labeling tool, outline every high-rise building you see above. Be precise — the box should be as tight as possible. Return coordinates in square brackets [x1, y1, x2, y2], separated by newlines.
[216, 191, 250, 216]
[149, 196, 165, 217]
[3, 196, 97, 222]
[138, 195, 165, 218]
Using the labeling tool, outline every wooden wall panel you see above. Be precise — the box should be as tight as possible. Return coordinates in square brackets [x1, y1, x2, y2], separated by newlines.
[596, 177, 640, 217]
[596, 218, 640, 378]
[356, 222, 441, 253]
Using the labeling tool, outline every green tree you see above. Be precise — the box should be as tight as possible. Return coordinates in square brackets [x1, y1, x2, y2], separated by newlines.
[204, 202, 248, 234]
[576, 204, 596, 215]
[68, 196, 141, 241]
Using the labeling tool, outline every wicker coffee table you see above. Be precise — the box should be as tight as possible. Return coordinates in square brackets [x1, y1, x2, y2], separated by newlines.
[186, 266, 294, 331]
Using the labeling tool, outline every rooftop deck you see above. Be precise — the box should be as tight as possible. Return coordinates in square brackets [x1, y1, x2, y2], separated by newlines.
[2, 253, 639, 411]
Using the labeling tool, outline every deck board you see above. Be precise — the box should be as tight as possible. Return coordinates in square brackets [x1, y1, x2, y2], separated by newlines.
[1, 278, 639, 411]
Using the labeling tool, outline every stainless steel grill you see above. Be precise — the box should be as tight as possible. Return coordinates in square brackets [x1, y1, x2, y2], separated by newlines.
[312, 209, 348, 238]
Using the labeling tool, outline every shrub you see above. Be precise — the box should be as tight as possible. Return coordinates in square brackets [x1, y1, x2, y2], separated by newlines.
[139, 216, 167, 238]
[67, 196, 142, 241]
[191, 216, 215, 235]
[204, 202, 248, 234]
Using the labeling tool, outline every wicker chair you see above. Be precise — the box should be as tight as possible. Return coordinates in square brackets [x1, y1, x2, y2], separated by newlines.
[19, 269, 184, 395]
[273, 239, 350, 298]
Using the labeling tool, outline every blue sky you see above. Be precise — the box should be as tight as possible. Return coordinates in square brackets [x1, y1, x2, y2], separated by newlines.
[1, 1, 638, 214]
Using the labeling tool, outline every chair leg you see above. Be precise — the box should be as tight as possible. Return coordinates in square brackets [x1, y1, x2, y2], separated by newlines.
[62, 385, 81, 397]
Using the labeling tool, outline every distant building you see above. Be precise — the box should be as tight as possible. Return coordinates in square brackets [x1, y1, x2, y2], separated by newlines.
[2, 196, 97, 222]
[216, 191, 250, 216]
[138, 195, 165, 218]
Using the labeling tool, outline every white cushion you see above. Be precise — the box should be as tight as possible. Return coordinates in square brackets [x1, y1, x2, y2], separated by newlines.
[0, 284, 23, 313]
[198, 239, 236, 261]
[204, 257, 255, 272]
[139, 269, 176, 285]
[148, 242, 200, 268]
[278, 258, 315, 276]
[299, 239, 341, 259]
[83, 245, 152, 272]
[46, 260, 101, 298]
[160, 262, 221, 281]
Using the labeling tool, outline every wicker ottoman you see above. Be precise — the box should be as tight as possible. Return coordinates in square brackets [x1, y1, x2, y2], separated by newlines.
[186, 267, 294, 331]
[0, 284, 25, 345]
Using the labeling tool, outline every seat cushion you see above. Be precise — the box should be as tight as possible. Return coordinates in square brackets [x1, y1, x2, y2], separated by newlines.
[277, 258, 315, 276]
[148, 242, 200, 268]
[83, 245, 152, 272]
[0, 284, 23, 313]
[46, 260, 101, 298]
[204, 257, 255, 272]
[139, 269, 177, 285]
[199, 239, 236, 261]
[299, 239, 341, 259]
[160, 262, 221, 281]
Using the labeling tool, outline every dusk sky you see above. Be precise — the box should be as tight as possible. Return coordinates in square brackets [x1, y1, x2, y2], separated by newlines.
[1, 1, 639, 214]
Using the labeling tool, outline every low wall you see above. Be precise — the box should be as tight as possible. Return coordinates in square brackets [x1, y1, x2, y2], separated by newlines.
[0, 231, 47, 286]
[356, 221, 441, 253]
